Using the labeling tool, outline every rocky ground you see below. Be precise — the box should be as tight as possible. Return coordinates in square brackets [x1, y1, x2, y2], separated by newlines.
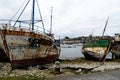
[0, 58, 120, 80]
[53, 69, 120, 80]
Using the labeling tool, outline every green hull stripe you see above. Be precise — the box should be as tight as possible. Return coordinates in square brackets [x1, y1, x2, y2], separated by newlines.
[84, 39, 110, 47]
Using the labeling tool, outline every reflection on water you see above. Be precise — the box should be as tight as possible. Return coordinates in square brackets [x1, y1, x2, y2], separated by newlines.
[59, 44, 112, 60]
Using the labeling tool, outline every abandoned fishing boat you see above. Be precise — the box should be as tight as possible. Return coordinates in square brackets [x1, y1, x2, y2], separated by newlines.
[82, 39, 111, 61]
[82, 18, 112, 61]
[111, 33, 120, 59]
[0, 0, 60, 68]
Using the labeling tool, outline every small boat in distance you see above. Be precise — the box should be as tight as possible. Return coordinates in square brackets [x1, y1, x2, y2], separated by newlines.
[82, 18, 112, 61]
[0, 0, 60, 69]
[111, 33, 120, 59]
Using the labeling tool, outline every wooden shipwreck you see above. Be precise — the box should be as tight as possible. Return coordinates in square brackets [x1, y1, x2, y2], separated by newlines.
[82, 18, 112, 61]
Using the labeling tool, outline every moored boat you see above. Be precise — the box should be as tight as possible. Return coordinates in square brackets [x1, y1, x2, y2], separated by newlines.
[0, 0, 60, 68]
[111, 33, 120, 59]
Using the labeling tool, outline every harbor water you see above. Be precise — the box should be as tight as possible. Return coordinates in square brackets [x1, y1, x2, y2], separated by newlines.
[59, 43, 112, 60]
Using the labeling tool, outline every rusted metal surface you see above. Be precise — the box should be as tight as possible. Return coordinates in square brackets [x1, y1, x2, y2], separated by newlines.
[111, 34, 120, 58]
[0, 30, 9, 57]
[111, 45, 120, 57]
[0, 25, 60, 68]
[1, 30, 50, 40]
[0, 0, 61, 68]
[11, 54, 60, 68]
[6, 34, 60, 59]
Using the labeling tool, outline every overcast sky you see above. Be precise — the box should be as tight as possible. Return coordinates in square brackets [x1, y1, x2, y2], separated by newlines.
[0, 0, 120, 38]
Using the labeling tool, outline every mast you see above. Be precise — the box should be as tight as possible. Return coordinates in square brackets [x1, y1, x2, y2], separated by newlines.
[32, 0, 35, 31]
[49, 7, 53, 35]
[102, 17, 109, 38]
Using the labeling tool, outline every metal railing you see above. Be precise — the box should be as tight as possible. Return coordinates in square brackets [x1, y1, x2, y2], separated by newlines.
[0, 19, 50, 35]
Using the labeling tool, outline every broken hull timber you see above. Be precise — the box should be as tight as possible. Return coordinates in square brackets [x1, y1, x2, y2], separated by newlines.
[0, 28, 60, 68]
[111, 34, 120, 59]
[111, 43, 120, 59]
[82, 39, 111, 61]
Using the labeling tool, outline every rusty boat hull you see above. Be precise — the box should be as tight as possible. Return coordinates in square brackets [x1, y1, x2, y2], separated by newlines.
[0, 29, 61, 68]
[82, 39, 111, 61]
[0, 0, 61, 68]
[12, 54, 59, 68]
[0, 29, 60, 68]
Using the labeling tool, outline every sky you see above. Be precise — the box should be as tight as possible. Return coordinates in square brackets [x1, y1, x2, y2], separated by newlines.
[0, 0, 120, 38]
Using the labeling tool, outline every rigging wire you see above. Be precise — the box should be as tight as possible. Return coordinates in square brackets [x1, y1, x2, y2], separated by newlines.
[10, 0, 27, 20]
[8, 0, 47, 34]
[13, 0, 31, 27]
[36, 0, 45, 34]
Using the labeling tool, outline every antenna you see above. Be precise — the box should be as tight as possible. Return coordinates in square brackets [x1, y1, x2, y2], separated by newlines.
[102, 17, 109, 38]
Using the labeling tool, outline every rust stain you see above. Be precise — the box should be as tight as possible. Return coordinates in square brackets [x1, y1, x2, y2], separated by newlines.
[34, 48, 41, 58]
[84, 47, 107, 54]
[0, 30, 9, 57]
[11, 53, 16, 60]
[24, 49, 32, 59]
[0, 27, 60, 68]
[2, 29, 48, 40]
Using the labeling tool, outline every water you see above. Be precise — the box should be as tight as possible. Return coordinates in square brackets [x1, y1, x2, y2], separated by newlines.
[59, 44, 84, 60]
[59, 44, 112, 60]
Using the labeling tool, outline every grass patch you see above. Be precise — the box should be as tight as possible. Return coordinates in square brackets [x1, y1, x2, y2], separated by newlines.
[0, 76, 45, 80]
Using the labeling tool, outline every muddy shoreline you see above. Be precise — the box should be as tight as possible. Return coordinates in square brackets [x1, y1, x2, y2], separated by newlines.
[0, 58, 120, 79]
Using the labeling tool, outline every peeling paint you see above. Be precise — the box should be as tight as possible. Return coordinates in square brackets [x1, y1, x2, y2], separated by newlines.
[0, 29, 60, 68]
[84, 47, 107, 55]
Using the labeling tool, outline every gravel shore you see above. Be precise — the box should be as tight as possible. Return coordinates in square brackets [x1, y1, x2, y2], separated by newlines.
[52, 69, 120, 80]
[0, 58, 120, 80]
